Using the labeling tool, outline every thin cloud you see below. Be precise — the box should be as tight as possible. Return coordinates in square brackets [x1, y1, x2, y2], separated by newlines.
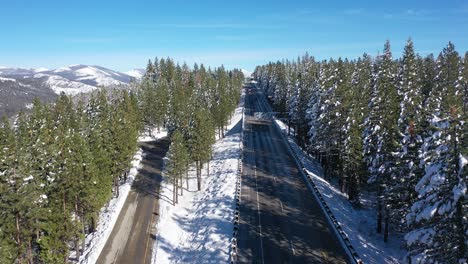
[343, 8, 365, 15]
[157, 23, 247, 29]
[215, 35, 244, 41]
[66, 38, 114, 43]
[134, 23, 285, 30]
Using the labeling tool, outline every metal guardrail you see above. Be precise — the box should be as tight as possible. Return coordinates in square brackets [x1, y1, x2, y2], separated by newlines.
[229, 103, 245, 264]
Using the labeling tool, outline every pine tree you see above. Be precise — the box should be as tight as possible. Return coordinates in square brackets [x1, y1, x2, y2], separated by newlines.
[166, 130, 189, 204]
[405, 42, 467, 263]
[0, 116, 19, 263]
[342, 54, 372, 203]
[190, 107, 215, 191]
[387, 39, 425, 234]
[364, 41, 400, 241]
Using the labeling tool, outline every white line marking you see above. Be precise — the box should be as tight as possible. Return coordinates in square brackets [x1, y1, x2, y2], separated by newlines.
[279, 201, 284, 213]
[255, 167, 265, 264]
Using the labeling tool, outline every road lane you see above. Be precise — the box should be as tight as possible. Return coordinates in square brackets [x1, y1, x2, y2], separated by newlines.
[97, 138, 170, 264]
[237, 84, 349, 263]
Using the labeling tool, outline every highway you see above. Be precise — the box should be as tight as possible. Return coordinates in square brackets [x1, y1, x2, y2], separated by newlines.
[236, 84, 349, 263]
[96, 138, 170, 264]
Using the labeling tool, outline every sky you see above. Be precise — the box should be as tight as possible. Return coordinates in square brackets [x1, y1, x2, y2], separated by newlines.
[1, 0, 467, 72]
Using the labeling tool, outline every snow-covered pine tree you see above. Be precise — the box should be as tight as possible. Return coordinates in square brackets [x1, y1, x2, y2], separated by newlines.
[405, 42, 467, 264]
[294, 56, 318, 147]
[166, 129, 189, 204]
[364, 41, 400, 241]
[0, 116, 20, 263]
[307, 61, 327, 160]
[421, 54, 436, 102]
[273, 62, 288, 115]
[342, 54, 373, 203]
[287, 62, 299, 135]
[388, 39, 425, 234]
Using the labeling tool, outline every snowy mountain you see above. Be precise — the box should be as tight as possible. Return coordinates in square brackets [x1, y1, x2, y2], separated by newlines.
[125, 69, 145, 80]
[0, 64, 140, 116]
[0, 65, 137, 95]
[241, 69, 252, 78]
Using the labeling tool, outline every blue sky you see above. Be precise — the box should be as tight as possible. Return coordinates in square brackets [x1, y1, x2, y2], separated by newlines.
[1, 0, 467, 72]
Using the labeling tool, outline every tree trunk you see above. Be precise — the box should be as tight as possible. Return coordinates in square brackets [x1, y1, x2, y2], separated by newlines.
[75, 197, 81, 259]
[173, 180, 177, 205]
[81, 212, 86, 255]
[186, 164, 190, 190]
[114, 177, 120, 198]
[384, 208, 389, 242]
[75, 235, 81, 260]
[377, 197, 382, 234]
[15, 212, 22, 263]
[180, 176, 183, 196]
[91, 217, 96, 233]
[27, 238, 33, 264]
[36, 219, 40, 240]
[197, 169, 201, 191]
[456, 198, 465, 259]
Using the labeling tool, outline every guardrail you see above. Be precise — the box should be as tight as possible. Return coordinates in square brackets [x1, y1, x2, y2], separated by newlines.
[229, 100, 245, 264]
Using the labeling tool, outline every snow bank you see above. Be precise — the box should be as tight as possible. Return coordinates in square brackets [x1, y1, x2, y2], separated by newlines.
[152, 92, 244, 263]
[139, 127, 168, 142]
[76, 131, 167, 264]
[274, 118, 406, 264]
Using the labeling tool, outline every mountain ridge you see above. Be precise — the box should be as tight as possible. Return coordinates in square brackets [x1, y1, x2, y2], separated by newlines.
[0, 64, 143, 117]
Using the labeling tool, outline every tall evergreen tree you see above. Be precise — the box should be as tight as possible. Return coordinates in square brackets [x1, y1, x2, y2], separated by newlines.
[406, 42, 467, 263]
[388, 39, 424, 233]
[166, 130, 189, 204]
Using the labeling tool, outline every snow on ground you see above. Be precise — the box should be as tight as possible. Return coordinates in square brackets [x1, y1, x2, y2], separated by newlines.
[274, 118, 406, 264]
[76, 131, 167, 264]
[152, 92, 244, 264]
[139, 127, 168, 142]
[0, 77, 16, 82]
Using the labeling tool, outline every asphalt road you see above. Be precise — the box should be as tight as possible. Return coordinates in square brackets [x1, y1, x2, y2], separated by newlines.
[96, 138, 170, 264]
[237, 84, 349, 264]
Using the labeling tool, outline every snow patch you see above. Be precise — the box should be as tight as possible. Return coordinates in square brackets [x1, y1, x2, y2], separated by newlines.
[0, 77, 16, 82]
[45, 75, 97, 95]
[139, 127, 168, 142]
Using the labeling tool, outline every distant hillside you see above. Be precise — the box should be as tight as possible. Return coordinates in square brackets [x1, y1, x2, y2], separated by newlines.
[0, 65, 143, 117]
